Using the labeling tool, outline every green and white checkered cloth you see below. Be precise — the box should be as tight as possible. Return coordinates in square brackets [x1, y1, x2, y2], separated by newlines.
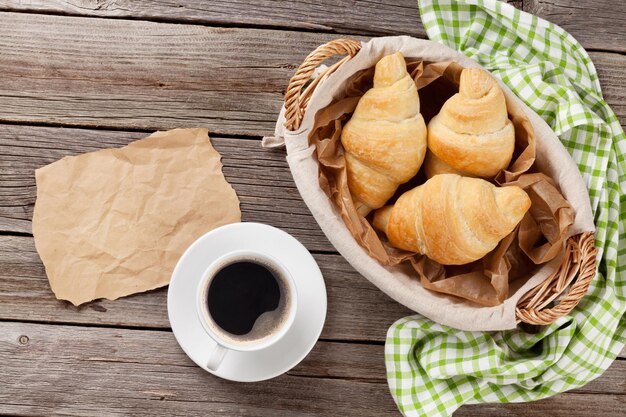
[385, 1, 626, 415]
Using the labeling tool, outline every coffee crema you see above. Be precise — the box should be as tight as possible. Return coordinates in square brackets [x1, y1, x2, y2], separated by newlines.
[205, 258, 291, 345]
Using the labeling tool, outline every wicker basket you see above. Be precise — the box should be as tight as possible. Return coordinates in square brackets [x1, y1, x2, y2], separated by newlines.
[282, 39, 597, 327]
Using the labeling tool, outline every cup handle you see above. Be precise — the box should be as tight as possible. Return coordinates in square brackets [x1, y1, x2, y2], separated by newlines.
[206, 343, 228, 371]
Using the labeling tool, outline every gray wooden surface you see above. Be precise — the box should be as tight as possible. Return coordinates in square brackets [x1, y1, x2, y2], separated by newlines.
[0, 1, 624, 416]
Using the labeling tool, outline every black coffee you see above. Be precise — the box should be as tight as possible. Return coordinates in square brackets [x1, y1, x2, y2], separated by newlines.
[206, 260, 289, 340]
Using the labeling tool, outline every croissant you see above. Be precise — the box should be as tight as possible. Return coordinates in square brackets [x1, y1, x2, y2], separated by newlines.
[427, 68, 515, 178]
[423, 151, 470, 178]
[341, 52, 427, 216]
[373, 174, 531, 265]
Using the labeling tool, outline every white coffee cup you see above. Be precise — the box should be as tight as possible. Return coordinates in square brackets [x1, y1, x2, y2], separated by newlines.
[196, 250, 298, 371]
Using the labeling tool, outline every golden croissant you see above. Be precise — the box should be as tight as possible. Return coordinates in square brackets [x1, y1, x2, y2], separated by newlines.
[373, 174, 531, 265]
[427, 68, 515, 178]
[341, 52, 427, 216]
[423, 151, 470, 178]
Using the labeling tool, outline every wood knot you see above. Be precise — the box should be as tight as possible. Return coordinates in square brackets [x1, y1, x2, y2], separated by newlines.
[144, 390, 176, 400]
[89, 303, 108, 313]
[18, 335, 29, 345]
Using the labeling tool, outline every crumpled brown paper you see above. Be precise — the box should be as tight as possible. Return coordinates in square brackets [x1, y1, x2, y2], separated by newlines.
[310, 60, 575, 306]
[32, 128, 241, 306]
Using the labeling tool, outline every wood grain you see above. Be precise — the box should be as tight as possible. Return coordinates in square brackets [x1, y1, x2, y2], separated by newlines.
[525, 0, 626, 53]
[0, 3, 622, 416]
[2, 1, 623, 55]
[456, 394, 626, 417]
[0, 322, 623, 417]
[0, 322, 399, 416]
[0, 0, 519, 40]
[0, 12, 623, 138]
[0, 12, 336, 136]
[0, 234, 412, 341]
[0, 0, 626, 52]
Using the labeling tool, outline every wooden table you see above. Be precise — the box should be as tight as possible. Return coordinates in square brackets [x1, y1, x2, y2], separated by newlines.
[0, 1, 624, 416]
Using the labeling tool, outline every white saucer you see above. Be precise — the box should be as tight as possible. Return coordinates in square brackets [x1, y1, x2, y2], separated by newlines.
[167, 222, 327, 382]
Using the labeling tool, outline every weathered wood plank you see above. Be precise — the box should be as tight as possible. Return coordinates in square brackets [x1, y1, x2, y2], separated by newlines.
[0, 322, 399, 416]
[0, 0, 520, 39]
[525, 0, 626, 54]
[0, 3, 622, 416]
[0, 322, 623, 417]
[0, 13, 623, 137]
[0, 12, 337, 136]
[0, 1, 622, 54]
[0, 234, 413, 341]
[0, 124, 332, 251]
[0, 0, 423, 36]
[456, 393, 626, 417]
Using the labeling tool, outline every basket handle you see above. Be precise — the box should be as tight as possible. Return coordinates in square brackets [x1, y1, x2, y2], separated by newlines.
[284, 39, 361, 131]
[516, 232, 597, 325]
